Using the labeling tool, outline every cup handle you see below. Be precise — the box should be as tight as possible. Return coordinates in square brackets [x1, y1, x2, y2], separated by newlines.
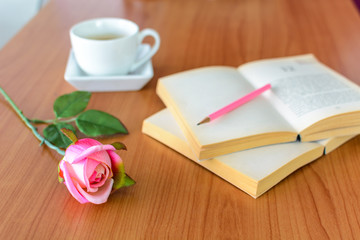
[129, 29, 160, 72]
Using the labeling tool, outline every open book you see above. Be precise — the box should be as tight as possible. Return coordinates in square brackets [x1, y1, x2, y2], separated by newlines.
[142, 109, 356, 198]
[157, 54, 360, 159]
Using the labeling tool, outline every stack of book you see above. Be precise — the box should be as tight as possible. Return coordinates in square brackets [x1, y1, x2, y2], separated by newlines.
[142, 54, 360, 198]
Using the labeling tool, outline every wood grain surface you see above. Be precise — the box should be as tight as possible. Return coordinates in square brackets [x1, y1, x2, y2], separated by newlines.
[1, 0, 360, 239]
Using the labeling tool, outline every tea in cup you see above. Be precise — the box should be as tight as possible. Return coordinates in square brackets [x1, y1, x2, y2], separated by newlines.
[70, 18, 160, 76]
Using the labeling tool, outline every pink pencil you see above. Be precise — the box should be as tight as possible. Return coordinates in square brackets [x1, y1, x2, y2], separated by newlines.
[197, 83, 272, 125]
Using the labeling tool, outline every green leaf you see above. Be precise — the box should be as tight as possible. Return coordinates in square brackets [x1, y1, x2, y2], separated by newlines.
[76, 109, 128, 137]
[112, 162, 126, 190]
[123, 174, 136, 187]
[43, 123, 76, 149]
[112, 161, 135, 191]
[61, 128, 78, 144]
[111, 142, 127, 151]
[113, 174, 135, 189]
[53, 91, 91, 118]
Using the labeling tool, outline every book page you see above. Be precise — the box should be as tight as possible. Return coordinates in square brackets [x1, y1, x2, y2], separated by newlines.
[158, 67, 296, 147]
[238, 55, 360, 131]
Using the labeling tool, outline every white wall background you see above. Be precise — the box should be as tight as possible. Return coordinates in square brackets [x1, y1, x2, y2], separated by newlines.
[0, 0, 48, 49]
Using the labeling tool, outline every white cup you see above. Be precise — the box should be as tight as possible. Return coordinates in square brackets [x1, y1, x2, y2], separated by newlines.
[70, 18, 160, 76]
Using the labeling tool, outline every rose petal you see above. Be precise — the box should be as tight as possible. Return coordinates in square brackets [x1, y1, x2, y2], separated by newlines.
[86, 148, 112, 168]
[89, 165, 110, 189]
[70, 145, 116, 164]
[84, 159, 100, 192]
[60, 161, 88, 204]
[64, 139, 103, 163]
[65, 160, 87, 188]
[107, 150, 123, 173]
[84, 160, 110, 192]
[75, 178, 114, 204]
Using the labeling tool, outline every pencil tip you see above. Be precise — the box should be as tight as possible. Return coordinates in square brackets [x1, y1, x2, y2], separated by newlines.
[197, 117, 210, 125]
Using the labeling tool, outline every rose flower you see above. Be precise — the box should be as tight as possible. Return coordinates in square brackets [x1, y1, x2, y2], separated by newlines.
[58, 138, 133, 204]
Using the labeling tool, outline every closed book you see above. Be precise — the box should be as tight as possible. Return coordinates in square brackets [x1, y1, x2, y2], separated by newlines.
[142, 109, 355, 198]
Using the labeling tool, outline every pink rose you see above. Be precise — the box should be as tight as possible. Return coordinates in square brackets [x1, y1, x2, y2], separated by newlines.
[58, 138, 132, 204]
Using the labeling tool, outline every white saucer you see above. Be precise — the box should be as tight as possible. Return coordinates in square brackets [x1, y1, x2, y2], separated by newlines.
[64, 44, 154, 92]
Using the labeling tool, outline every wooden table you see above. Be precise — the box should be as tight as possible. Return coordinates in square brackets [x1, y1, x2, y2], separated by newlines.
[1, 0, 360, 238]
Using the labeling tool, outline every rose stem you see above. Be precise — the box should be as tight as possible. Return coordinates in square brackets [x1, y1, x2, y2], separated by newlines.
[0, 87, 65, 156]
